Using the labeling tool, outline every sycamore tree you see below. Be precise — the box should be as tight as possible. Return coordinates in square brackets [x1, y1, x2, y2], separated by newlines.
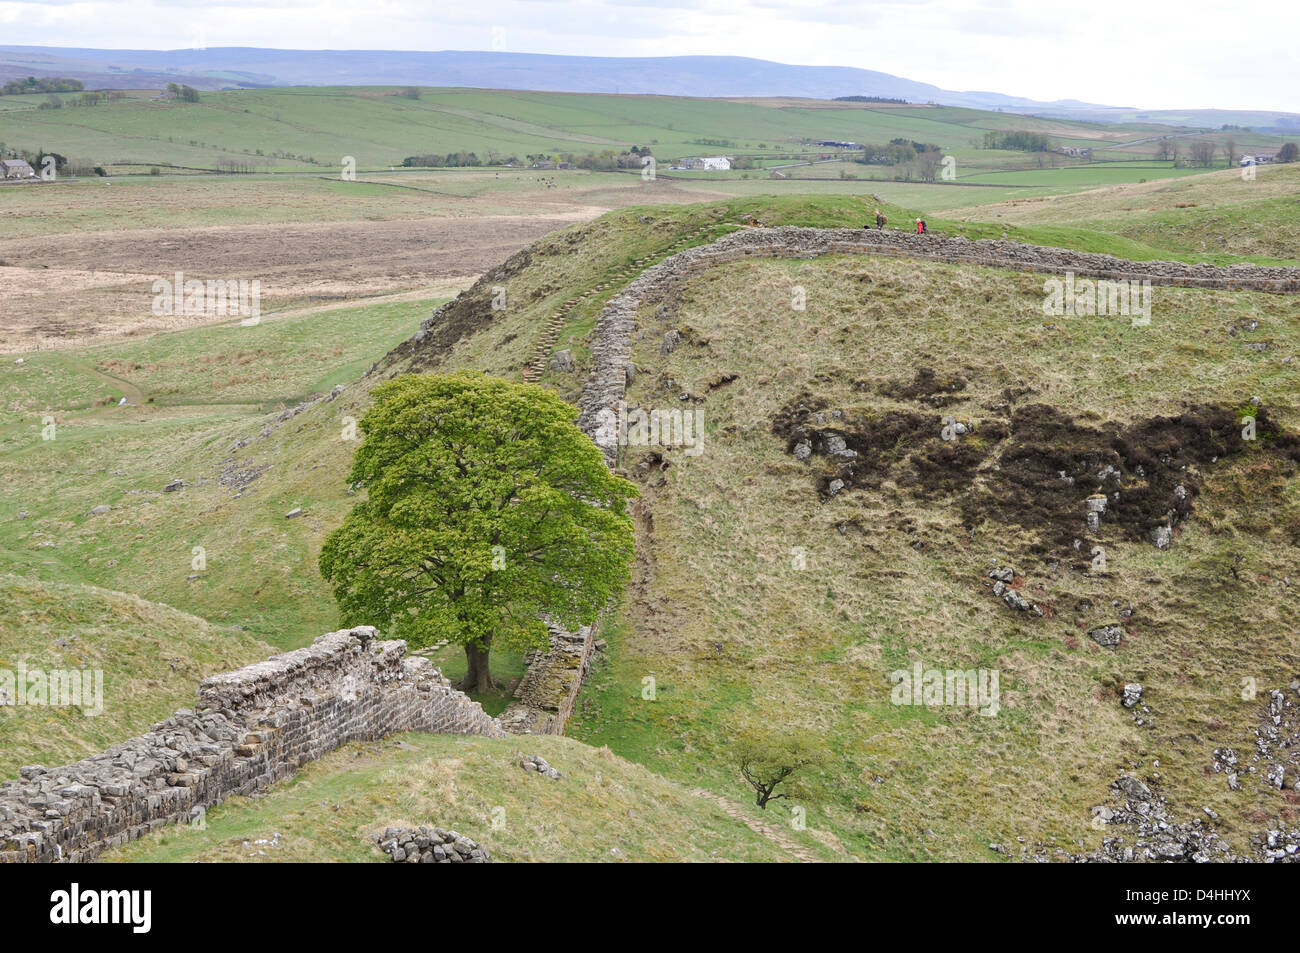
[319, 372, 638, 693]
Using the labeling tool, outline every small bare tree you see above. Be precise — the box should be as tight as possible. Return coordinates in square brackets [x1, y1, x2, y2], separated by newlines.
[733, 728, 828, 809]
[1189, 140, 1216, 167]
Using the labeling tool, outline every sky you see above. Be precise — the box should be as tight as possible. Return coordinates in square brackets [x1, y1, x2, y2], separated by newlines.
[1, 0, 1297, 112]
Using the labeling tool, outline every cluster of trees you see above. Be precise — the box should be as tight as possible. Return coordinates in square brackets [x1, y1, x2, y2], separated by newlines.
[39, 90, 128, 109]
[400, 145, 656, 170]
[561, 147, 655, 171]
[4, 149, 103, 176]
[165, 83, 200, 102]
[401, 151, 508, 168]
[981, 130, 1053, 152]
[856, 137, 940, 166]
[1155, 139, 1298, 166]
[833, 95, 908, 104]
[2, 76, 83, 95]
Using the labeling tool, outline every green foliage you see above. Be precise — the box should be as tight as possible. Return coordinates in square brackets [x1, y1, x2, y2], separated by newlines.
[2, 76, 83, 95]
[732, 728, 830, 809]
[319, 372, 638, 662]
[981, 129, 1053, 152]
[165, 82, 200, 103]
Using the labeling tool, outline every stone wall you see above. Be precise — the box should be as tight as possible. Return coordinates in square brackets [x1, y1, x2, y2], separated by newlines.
[499, 622, 598, 735]
[0, 627, 502, 863]
[577, 225, 1300, 461]
[471, 223, 1300, 736]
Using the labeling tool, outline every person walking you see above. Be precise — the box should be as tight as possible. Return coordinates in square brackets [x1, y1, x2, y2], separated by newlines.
[874, 208, 887, 230]
[916, 218, 927, 235]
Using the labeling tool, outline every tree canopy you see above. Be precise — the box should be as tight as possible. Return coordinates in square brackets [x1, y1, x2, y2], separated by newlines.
[319, 372, 638, 692]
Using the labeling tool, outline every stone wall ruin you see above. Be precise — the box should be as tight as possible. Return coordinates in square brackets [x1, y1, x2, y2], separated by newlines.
[0, 627, 502, 863]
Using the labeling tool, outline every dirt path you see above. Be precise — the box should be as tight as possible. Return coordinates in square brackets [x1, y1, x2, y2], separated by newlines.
[690, 788, 825, 862]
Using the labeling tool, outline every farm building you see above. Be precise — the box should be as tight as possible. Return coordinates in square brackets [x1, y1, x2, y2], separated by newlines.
[0, 159, 36, 179]
[678, 156, 732, 171]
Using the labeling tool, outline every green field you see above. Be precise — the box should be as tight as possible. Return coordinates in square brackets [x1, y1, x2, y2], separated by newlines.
[3, 84, 1292, 196]
[2, 155, 1299, 862]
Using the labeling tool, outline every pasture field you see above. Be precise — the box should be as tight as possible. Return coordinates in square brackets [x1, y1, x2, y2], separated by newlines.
[3, 85, 1290, 194]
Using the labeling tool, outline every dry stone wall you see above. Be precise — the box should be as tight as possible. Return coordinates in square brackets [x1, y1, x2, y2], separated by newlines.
[499, 622, 597, 735]
[577, 225, 1300, 462]
[472, 224, 1300, 737]
[0, 627, 502, 863]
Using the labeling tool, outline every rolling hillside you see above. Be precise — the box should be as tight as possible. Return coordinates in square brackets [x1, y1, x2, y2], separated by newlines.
[6, 46, 1300, 132]
[2, 84, 1288, 189]
[3, 170, 1299, 860]
[0, 576, 272, 778]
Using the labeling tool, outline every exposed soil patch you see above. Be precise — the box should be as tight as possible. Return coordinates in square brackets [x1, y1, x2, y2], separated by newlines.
[774, 395, 1300, 557]
[978, 404, 1300, 554]
[394, 245, 537, 374]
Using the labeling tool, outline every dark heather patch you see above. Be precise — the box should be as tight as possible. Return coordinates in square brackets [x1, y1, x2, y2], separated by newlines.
[904, 420, 1008, 499]
[878, 366, 969, 407]
[775, 395, 1300, 558]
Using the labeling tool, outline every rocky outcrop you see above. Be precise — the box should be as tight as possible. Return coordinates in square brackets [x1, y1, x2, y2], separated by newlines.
[0, 627, 502, 863]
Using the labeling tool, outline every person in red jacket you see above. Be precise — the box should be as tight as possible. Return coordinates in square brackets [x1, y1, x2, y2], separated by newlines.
[916, 218, 927, 234]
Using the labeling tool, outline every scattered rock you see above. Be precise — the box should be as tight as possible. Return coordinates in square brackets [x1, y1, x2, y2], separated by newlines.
[162, 480, 185, 493]
[88, 505, 110, 516]
[550, 349, 576, 373]
[519, 754, 561, 779]
[374, 826, 490, 863]
[285, 508, 303, 519]
[1121, 683, 1143, 708]
[1088, 625, 1124, 649]
[992, 578, 1042, 615]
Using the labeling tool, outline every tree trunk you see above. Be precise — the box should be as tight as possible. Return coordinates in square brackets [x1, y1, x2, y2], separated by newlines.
[458, 639, 496, 694]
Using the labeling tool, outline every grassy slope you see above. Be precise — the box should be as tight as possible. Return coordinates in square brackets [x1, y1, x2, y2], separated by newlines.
[565, 253, 1300, 860]
[5, 85, 1287, 191]
[0, 575, 272, 778]
[105, 733, 828, 862]
[949, 163, 1300, 264]
[4, 182, 1298, 860]
[0, 293, 449, 646]
[0, 87, 1111, 169]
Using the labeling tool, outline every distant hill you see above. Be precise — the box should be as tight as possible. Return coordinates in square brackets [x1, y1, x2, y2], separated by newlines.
[5, 46, 1296, 129]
